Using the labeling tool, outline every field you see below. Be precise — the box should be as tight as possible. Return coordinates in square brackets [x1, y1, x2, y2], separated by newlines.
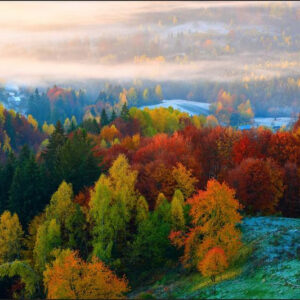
[130, 217, 300, 299]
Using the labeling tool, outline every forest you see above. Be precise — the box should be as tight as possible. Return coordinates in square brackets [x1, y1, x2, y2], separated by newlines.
[0, 101, 299, 298]
[0, 1, 300, 299]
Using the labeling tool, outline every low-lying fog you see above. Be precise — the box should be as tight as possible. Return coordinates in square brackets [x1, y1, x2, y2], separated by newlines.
[1, 1, 300, 86]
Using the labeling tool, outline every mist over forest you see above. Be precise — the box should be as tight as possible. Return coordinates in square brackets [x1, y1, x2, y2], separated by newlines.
[0, 2, 300, 299]
[0, 1, 300, 118]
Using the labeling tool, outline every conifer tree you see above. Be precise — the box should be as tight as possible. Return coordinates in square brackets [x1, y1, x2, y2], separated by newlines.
[171, 189, 185, 230]
[0, 152, 15, 213]
[42, 121, 66, 192]
[9, 145, 45, 226]
[120, 103, 130, 121]
[110, 109, 117, 122]
[70, 115, 77, 131]
[136, 196, 149, 224]
[100, 108, 109, 127]
[155, 192, 167, 209]
[55, 129, 101, 194]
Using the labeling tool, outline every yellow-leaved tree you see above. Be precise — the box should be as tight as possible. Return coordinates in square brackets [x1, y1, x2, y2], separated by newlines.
[172, 163, 198, 199]
[27, 114, 38, 130]
[43, 249, 129, 299]
[171, 189, 185, 230]
[0, 211, 24, 263]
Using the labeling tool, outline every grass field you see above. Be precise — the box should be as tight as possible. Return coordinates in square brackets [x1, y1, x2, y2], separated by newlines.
[130, 217, 300, 299]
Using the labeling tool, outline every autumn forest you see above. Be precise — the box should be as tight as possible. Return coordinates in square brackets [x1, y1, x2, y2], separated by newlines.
[0, 2, 300, 299]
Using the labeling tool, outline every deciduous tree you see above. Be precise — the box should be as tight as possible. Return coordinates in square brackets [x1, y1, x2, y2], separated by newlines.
[0, 211, 24, 263]
[43, 250, 129, 299]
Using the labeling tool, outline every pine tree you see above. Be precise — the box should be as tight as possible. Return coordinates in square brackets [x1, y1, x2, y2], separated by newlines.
[155, 192, 166, 209]
[42, 121, 66, 192]
[63, 118, 71, 133]
[110, 109, 117, 122]
[0, 152, 15, 214]
[4, 112, 16, 149]
[120, 103, 130, 122]
[136, 196, 149, 224]
[70, 116, 77, 131]
[65, 204, 88, 259]
[8, 146, 45, 226]
[100, 109, 109, 127]
[55, 129, 101, 195]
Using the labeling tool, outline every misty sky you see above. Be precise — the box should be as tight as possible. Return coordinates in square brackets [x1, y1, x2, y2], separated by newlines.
[1, 1, 300, 86]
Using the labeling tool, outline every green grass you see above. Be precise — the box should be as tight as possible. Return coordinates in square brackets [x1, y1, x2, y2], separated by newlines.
[129, 217, 300, 299]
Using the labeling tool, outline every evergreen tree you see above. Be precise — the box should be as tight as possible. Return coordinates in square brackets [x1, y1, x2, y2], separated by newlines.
[136, 196, 149, 225]
[56, 129, 102, 195]
[81, 119, 100, 134]
[129, 199, 176, 278]
[110, 109, 117, 122]
[70, 116, 77, 131]
[42, 121, 66, 193]
[0, 152, 15, 214]
[8, 145, 46, 227]
[65, 204, 89, 259]
[100, 109, 109, 127]
[4, 112, 16, 149]
[120, 103, 130, 122]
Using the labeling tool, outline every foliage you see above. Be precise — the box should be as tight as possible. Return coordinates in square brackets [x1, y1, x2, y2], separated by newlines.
[172, 163, 198, 199]
[89, 154, 138, 267]
[33, 219, 61, 273]
[171, 190, 185, 230]
[43, 249, 129, 299]
[170, 179, 242, 270]
[198, 247, 229, 282]
[228, 158, 284, 214]
[0, 260, 40, 298]
[0, 211, 24, 263]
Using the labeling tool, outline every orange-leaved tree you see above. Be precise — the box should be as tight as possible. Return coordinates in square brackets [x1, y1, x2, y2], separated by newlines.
[170, 179, 242, 273]
[198, 247, 228, 282]
[43, 249, 129, 299]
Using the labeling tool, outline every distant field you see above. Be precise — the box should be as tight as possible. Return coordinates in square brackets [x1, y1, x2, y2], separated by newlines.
[140, 99, 211, 116]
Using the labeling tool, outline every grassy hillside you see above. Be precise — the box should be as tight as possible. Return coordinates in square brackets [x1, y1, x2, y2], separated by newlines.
[130, 217, 300, 299]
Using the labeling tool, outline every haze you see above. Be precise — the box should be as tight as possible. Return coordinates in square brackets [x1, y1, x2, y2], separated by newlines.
[1, 1, 300, 85]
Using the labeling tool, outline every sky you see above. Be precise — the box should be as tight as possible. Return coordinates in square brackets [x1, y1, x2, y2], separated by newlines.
[0, 1, 300, 86]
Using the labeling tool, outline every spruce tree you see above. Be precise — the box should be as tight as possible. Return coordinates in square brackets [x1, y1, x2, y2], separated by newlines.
[100, 109, 109, 127]
[9, 146, 45, 227]
[42, 121, 66, 192]
[0, 152, 15, 214]
[110, 109, 117, 122]
[120, 103, 130, 122]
